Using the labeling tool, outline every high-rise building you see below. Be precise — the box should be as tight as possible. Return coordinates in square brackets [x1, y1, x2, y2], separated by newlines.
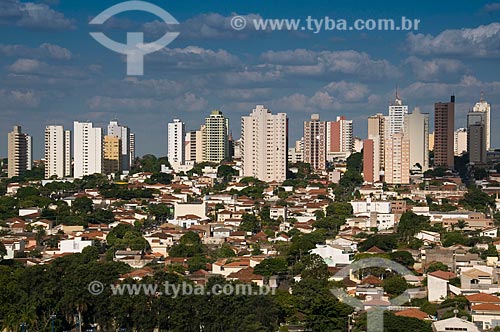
[326, 116, 353, 160]
[467, 112, 487, 164]
[434, 96, 455, 169]
[7, 126, 32, 178]
[384, 133, 410, 184]
[185, 129, 203, 163]
[103, 135, 122, 174]
[363, 136, 380, 183]
[44, 125, 71, 179]
[74, 121, 102, 179]
[388, 94, 409, 135]
[303, 114, 326, 171]
[241, 105, 288, 182]
[107, 120, 134, 171]
[473, 95, 491, 151]
[454, 128, 467, 156]
[367, 113, 386, 170]
[429, 133, 435, 151]
[202, 110, 229, 163]
[404, 107, 429, 172]
[129, 133, 135, 167]
[167, 119, 185, 165]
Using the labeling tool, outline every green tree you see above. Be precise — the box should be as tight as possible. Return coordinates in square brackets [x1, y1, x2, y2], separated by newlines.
[254, 258, 288, 277]
[0, 241, 6, 259]
[72, 196, 94, 215]
[239, 213, 260, 233]
[397, 211, 430, 244]
[383, 275, 409, 296]
[427, 262, 449, 273]
[169, 231, 206, 257]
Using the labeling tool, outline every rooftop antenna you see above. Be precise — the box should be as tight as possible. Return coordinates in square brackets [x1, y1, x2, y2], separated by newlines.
[480, 91, 484, 102]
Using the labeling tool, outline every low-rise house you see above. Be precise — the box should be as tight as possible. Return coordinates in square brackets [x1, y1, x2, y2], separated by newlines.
[310, 244, 354, 267]
[212, 258, 251, 277]
[480, 227, 498, 238]
[59, 237, 93, 254]
[470, 304, 500, 330]
[1, 237, 26, 259]
[114, 249, 155, 268]
[427, 270, 457, 303]
[415, 230, 441, 246]
[227, 267, 264, 286]
[431, 317, 480, 332]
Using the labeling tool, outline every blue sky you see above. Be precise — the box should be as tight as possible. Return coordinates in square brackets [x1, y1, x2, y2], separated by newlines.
[1, 0, 500, 158]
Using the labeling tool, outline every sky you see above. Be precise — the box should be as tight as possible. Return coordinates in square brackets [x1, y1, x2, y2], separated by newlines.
[1, 0, 500, 159]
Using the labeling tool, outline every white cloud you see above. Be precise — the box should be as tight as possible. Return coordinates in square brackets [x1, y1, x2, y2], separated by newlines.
[87, 92, 208, 113]
[406, 23, 500, 57]
[0, 43, 72, 60]
[0, 89, 41, 108]
[404, 56, 468, 82]
[148, 46, 240, 70]
[0, 0, 74, 30]
[144, 13, 267, 40]
[260, 49, 400, 80]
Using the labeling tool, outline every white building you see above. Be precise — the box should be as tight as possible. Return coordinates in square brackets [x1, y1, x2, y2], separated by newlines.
[350, 198, 391, 214]
[387, 94, 409, 135]
[310, 244, 354, 267]
[45, 125, 71, 178]
[473, 95, 491, 151]
[241, 105, 288, 182]
[107, 120, 134, 170]
[404, 107, 429, 171]
[74, 121, 102, 178]
[454, 128, 468, 156]
[167, 119, 186, 168]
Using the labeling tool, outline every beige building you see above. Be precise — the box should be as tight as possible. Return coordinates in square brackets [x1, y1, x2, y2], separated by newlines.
[429, 132, 435, 151]
[202, 110, 229, 163]
[103, 135, 122, 175]
[368, 113, 386, 170]
[454, 128, 467, 156]
[241, 105, 288, 182]
[404, 107, 429, 172]
[303, 114, 326, 170]
[8, 126, 32, 178]
[384, 133, 410, 184]
[185, 129, 203, 163]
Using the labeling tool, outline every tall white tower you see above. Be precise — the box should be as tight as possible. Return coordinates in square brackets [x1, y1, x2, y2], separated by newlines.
[74, 121, 102, 178]
[388, 92, 409, 136]
[45, 125, 71, 179]
[168, 119, 185, 165]
[404, 107, 429, 172]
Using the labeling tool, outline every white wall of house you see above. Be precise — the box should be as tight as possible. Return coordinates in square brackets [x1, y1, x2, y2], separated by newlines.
[427, 275, 448, 302]
[59, 237, 92, 253]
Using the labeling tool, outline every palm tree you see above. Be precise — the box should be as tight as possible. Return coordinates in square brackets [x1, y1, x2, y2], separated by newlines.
[456, 219, 468, 232]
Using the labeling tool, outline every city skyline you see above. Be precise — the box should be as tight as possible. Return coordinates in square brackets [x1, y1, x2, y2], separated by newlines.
[0, 0, 500, 158]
